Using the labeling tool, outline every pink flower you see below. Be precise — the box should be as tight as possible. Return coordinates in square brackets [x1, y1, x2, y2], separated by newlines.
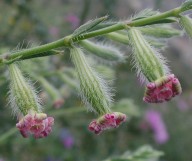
[143, 74, 182, 103]
[145, 109, 169, 144]
[16, 111, 54, 139]
[65, 14, 80, 29]
[88, 112, 127, 135]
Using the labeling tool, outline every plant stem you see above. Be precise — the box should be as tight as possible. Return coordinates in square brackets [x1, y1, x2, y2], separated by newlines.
[0, 127, 17, 144]
[50, 107, 86, 117]
[0, 5, 189, 64]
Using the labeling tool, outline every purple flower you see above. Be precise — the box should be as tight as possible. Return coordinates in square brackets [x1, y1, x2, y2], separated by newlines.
[60, 129, 74, 149]
[65, 14, 80, 29]
[145, 109, 169, 144]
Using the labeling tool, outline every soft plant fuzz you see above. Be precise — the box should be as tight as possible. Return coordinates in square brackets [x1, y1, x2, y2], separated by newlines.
[8, 63, 54, 138]
[70, 47, 126, 134]
[138, 25, 181, 38]
[70, 47, 112, 115]
[179, 15, 192, 39]
[72, 16, 108, 37]
[106, 31, 168, 49]
[79, 40, 124, 62]
[9, 63, 41, 116]
[128, 28, 182, 103]
[128, 27, 170, 83]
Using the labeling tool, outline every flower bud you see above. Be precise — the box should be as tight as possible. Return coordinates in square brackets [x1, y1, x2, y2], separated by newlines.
[70, 47, 126, 134]
[106, 32, 166, 49]
[128, 28, 182, 103]
[139, 26, 181, 38]
[8, 64, 54, 138]
[179, 15, 192, 39]
[79, 40, 124, 62]
[70, 47, 112, 114]
[88, 112, 126, 135]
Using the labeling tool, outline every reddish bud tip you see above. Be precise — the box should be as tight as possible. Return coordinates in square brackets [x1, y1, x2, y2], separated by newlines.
[16, 112, 54, 139]
[143, 74, 182, 103]
[88, 112, 127, 135]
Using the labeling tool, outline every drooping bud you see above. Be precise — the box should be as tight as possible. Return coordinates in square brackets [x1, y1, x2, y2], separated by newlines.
[70, 47, 112, 114]
[8, 63, 54, 138]
[106, 31, 167, 49]
[70, 47, 126, 134]
[128, 28, 182, 103]
[179, 15, 192, 39]
[38, 77, 64, 109]
[138, 25, 181, 38]
[79, 40, 124, 62]
[88, 112, 126, 135]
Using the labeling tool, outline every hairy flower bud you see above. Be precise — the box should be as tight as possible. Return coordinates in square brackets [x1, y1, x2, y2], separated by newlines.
[70, 47, 126, 134]
[88, 112, 126, 135]
[79, 40, 124, 62]
[8, 64, 54, 138]
[180, 15, 192, 39]
[128, 28, 182, 103]
[139, 26, 181, 38]
[70, 47, 112, 114]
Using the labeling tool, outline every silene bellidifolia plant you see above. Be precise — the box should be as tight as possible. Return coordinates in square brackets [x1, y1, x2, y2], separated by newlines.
[2, 0, 192, 139]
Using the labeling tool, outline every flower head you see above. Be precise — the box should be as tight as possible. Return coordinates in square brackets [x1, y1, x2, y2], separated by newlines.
[143, 74, 182, 103]
[16, 111, 54, 139]
[88, 112, 127, 135]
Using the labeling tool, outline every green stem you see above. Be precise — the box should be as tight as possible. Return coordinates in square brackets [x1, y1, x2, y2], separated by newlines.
[0, 5, 189, 64]
[0, 127, 17, 144]
[50, 107, 86, 117]
[129, 7, 182, 27]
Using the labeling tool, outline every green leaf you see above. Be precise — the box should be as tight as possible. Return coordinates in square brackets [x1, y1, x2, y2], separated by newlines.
[132, 9, 160, 21]
[72, 16, 108, 37]
[139, 25, 181, 38]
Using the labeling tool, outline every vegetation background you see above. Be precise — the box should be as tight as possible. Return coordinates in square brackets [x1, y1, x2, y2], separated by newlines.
[0, 0, 192, 161]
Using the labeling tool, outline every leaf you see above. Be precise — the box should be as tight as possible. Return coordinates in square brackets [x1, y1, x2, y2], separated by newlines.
[132, 9, 177, 26]
[132, 9, 159, 21]
[72, 16, 108, 37]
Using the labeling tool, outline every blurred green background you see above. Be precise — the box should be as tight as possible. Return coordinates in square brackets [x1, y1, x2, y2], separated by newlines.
[1, 0, 192, 161]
